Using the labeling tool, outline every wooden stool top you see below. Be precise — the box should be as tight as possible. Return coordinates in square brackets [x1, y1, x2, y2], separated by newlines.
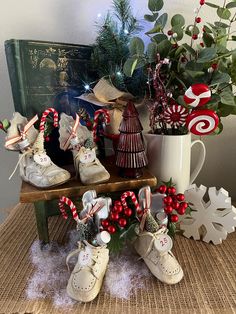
[20, 164, 157, 203]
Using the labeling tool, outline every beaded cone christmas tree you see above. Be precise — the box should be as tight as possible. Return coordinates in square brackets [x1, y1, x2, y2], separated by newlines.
[116, 101, 148, 178]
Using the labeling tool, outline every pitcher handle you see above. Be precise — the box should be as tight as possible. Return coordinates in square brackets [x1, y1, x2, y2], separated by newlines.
[190, 140, 206, 184]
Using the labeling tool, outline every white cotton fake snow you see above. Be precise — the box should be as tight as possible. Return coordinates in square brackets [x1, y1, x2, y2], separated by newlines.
[26, 230, 150, 307]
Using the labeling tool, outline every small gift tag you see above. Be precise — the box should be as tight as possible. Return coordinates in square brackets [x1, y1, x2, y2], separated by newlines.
[79, 148, 96, 164]
[154, 234, 173, 253]
[78, 246, 92, 267]
[33, 153, 51, 167]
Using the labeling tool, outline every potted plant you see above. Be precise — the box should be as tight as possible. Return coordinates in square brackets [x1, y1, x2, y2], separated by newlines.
[120, 0, 236, 191]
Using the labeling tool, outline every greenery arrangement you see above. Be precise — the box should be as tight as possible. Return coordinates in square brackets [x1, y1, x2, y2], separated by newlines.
[91, 0, 146, 96]
[92, 0, 236, 135]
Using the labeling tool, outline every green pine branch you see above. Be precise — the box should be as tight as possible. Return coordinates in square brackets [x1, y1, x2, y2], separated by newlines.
[91, 0, 144, 96]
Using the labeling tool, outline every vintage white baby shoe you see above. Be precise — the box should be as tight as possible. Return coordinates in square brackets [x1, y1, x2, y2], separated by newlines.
[74, 147, 110, 185]
[59, 113, 110, 185]
[5, 112, 38, 151]
[66, 241, 109, 302]
[5, 112, 71, 188]
[133, 226, 184, 285]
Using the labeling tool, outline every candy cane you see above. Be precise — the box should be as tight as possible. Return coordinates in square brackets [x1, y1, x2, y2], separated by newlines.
[184, 84, 211, 108]
[40, 108, 59, 132]
[120, 191, 141, 214]
[92, 109, 110, 142]
[59, 196, 79, 222]
[186, 109, 219, 135]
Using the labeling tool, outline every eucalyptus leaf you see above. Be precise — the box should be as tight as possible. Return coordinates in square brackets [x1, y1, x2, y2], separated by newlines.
[148, 0, 164, 12]
[177, 95, 186, 106]
[129, 37, 145, 56]
[172, 25, 184, 41]
[231, 52, 236, 83]
[185, 70, 205, 78]
[147, 42, 158, 62]
[203, 25, 213, 33]
[131, 59, 138, 76]
[218, 103, 236, 116]
[220, 90, 235, 106]
[182, 43, 196, 56]
[156, 39, 172, 58]
[175, 45, 185, 57]
[217, 8, 231, 20]
[197, 47, 217, 62]
[213, 122, 223, 134]
[146, 24, 162, 34]
[226, 2, 236, 8]
[185, 60, 204, 71]
[210, 72, 231, 85]
[203, 33, 215, 47]
[152, 33, 168, 43]
[144, 13, 159, 22]
[214, 21, 229, 28]
[205, 2, 220, 8]
[217, 44, 229, 54]
[206, 93, 221, 105]
[123, 57, 138, 76]
[155, 13, 168, 28]
[171, 14, 185, 27]
[185, 25, 199, 36]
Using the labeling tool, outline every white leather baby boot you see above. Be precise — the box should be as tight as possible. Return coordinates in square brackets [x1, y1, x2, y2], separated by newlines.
[66, 241, 109, 302]
[5, 112, 70, 188]
[59, 113, 110, 185]
[74, 147, 110, 185]
[5, 112, 38, 151]
[133, 226, 184, 285]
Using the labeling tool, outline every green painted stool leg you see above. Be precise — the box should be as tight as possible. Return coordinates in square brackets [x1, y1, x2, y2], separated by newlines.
[34, 200, 49, 244]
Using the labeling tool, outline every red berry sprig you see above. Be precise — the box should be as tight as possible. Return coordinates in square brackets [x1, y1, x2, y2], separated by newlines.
[157, 182, 189, 223]
[100, 200, 134, 235]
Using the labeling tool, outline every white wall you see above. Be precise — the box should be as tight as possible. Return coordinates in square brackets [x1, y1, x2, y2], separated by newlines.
[0, 0, 235, 208]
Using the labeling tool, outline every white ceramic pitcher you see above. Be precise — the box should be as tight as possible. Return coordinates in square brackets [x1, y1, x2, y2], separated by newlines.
[144, 133, 206, 193]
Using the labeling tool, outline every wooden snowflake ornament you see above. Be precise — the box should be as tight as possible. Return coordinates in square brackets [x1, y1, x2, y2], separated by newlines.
[180, 184, 236, 245]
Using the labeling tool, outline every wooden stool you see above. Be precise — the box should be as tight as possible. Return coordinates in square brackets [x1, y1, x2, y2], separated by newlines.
[20, 164, 157, 243]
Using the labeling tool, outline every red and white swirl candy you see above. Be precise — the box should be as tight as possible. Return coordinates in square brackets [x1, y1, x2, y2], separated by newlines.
[40, 108, 59, 132]
[163, 104, 188, 127]
[184, 84, 211, 108]
[186, 109, 219, 135]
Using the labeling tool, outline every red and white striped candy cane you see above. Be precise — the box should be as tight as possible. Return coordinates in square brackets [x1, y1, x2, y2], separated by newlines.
[59, 196, 79, 222]
[40, 108, 59, 132]
[92, 109, 110, 142]
[120, 191, 141, 215]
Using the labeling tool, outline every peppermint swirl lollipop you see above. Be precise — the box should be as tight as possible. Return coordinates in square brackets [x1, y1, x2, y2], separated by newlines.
[186, 109, 219, 135]
[184, 84, 211, 108]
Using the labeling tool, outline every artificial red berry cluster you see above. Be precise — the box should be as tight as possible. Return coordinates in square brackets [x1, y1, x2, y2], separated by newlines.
[157, 184, 189, 223]
[101, 200, 133, 234]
